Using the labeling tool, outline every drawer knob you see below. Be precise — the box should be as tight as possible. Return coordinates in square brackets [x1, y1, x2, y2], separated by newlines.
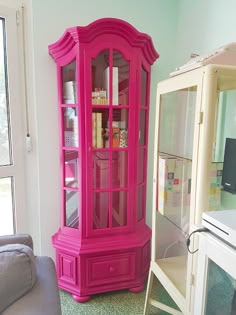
[109, 266, 115, 273]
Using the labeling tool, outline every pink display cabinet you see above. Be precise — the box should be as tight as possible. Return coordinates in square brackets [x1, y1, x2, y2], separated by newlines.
[48, 18, 158, 302]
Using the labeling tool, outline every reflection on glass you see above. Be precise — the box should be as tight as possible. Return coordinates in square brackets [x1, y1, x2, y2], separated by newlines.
[112, 109, 128, 148]
[92, 109, 109, 148]
[0, 177, 14, 235]
[64, 151, 78, 188]
[63, 107, 78, 147]
[91, 50, 109, 105]
[209, 89, 236, 212]
[156, 212, 188, 297]
[62, 60, 77, 104]
[65, 190, 79, 229]
[113, 50, 130, 105]
[159, 87, 197, 159]
[112, 151, 127, 188]
[140, 67, 147, 107]
[208, 162, 223, 211]
[138, 148, 145, 184]
[204, 259, 236, 315]
[93, 192, 109, 229]
[137, 185, 144, 221]
[112, 191, 127, 227]
[157, 154, 191, 231]
[156, 87, 196, 298]
[93, 152, 109, 189]
[0, 18, 11, 166]
[139, 109, 146, 146]
[213, 91, 236, 162]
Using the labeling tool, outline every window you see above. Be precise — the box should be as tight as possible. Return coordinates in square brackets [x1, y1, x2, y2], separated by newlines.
[0, 6, 26, 235]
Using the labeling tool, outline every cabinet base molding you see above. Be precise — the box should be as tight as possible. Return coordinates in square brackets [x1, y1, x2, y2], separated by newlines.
[53, 227, 151, 302]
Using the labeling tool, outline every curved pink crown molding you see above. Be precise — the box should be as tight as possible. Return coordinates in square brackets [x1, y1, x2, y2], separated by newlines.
[48, 18, 159, 65]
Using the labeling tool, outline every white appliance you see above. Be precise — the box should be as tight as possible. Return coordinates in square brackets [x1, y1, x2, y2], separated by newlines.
[202, 209, 236, 248]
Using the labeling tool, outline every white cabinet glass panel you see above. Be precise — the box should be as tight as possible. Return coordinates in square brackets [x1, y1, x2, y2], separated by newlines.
[194, 232, 236, 315]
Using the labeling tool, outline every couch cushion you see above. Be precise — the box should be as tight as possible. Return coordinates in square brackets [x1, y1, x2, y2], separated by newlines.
[0, 243, 36, 313]
[2, 256, 62, 315]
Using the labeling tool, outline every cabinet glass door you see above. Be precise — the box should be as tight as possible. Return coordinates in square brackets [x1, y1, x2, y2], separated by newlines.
[137, 67, 149, 221]
[204, 259, 236, 315]
[207, 74, 236, 212]
[61, 59, 80, 229]
[91, 49, 130, 230]
[194, 232, 236, 315]
[156, 86, 197, 297]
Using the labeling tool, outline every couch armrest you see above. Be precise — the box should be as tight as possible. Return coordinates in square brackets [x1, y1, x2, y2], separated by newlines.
[0, 234, 33, 250]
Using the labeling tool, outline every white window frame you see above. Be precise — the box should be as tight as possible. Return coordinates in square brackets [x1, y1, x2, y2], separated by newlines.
[0, 4, 26, 233]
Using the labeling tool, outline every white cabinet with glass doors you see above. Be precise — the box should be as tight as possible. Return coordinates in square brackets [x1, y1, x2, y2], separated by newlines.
[144, 64, 236, 315]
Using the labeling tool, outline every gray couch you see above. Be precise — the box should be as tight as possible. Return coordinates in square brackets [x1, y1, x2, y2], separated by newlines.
[0, 234, 62, 315]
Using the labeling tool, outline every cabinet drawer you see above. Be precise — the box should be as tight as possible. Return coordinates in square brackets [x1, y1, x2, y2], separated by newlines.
[86, 252, 136, 287]
[58, 252, 77, 285]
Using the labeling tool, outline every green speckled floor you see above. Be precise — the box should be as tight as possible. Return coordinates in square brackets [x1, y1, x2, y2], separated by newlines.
[60, 278, 179, 315]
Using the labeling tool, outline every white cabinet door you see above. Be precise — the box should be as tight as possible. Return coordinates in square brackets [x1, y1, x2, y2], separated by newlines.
[194, 232, 236, 315]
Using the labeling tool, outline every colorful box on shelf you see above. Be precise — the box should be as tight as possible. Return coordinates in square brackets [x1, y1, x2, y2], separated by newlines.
[92, 112, 103, 148]
[209, 162, 223, 210]
[158, 155, 224, 216]
[158, 154, 191, 229]
[92, 89, 108, 104]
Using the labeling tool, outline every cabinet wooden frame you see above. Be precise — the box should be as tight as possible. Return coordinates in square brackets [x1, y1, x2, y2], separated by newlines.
[49, 18, 158, 302]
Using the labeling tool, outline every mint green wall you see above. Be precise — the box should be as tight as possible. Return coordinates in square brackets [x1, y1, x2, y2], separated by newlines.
[29, 0, 236, 258]
[28, 0, 236, 258]
[30, 0, 179, 256]
[175, 0, 236, 68]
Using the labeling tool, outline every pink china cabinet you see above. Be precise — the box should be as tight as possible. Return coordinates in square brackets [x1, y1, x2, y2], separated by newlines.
[48, 18, 158, 302]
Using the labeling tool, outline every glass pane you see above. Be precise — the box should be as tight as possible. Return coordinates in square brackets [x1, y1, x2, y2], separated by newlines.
[112, 109, 128, 148]
[93, 152, 109, 189]
[204, 259, 236, 315]
[91, 50, 109, 105]
[0, 177, 14, 235]
[139, 109, 146, 146]
[112, 151, 127, 188]
[138, 148, 145, 184]
[156, 86, 197, 298]
[62, 60, 77, 104]
[159, 87, 197, 159]
[0, 19, 11, 166]
[65, 190, 79, 229]
[155, 212, 188, 297]
[92, 109, 109, 149]
[112, 191, 127, 227]
[63, 107, 78, 147]
[113, 50, 129, 105]
[208, 88, 236, 211]
[93, 192, 109, 229]
[158, 154, 191, 230]
[141, 67, 147, 107]
[64, 150, 78, 188]
[137, 185, 144, 221]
